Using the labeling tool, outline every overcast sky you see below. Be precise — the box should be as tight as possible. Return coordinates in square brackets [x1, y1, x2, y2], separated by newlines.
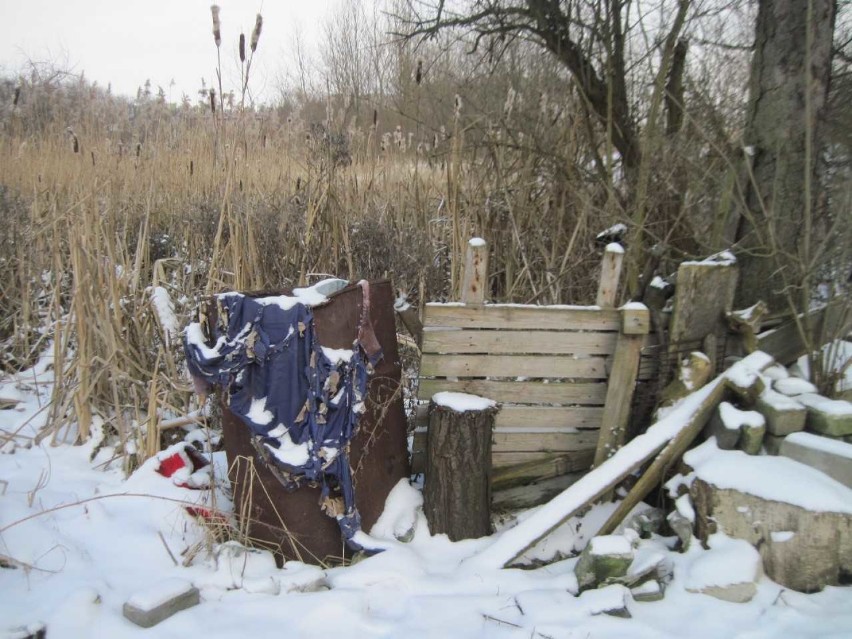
[0, 0, 336, 102]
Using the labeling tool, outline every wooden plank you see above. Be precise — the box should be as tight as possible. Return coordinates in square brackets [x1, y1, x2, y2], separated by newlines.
[461, 238, 489, 304]
[594, 332, 645, 468]
[422, 329, 618, 355]
[418, 379, 609, 406]
[424, 304, 621, 331]
[421, 354, 607, 379]
[493, 472, 585, 511]
[492, 450, 594, 476]
[622, 304, 651, 335]
[412, 427, 599, 455]
[757, 302, 851, 365]
[492, 429, 599, 453]
[496, 406, 603, 430]
[596, 243, 624, 307]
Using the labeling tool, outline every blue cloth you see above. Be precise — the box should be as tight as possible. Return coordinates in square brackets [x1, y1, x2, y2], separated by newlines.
[184, 292, 377, 546]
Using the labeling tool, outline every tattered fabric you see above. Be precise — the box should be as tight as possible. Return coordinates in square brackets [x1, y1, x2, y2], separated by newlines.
[184, 291, 378, 546]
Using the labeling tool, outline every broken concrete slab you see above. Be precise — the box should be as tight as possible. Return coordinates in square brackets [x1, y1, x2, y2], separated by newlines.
[755, 389, 806, 436]
[763, 433, 785, 455]
[2, 623, 46, 639]
[685, 441, 852, 592]
[574, 535, 634, 591]
[779, 432, 852, 488]
[704, 402, 742, 450]
[579, 584, 632, 618]
[796, 394, 852, 437]
[123, 579, 200, 628]
[739, 419, 765, 455]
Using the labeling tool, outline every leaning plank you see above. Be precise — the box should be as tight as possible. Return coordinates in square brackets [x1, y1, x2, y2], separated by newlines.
[418, 379, 609, 406]
[462, 351, 774, 570]
[757, 301, 851, 365]
[420, 354, 607, 379]
[493, 472, 586, 511]
[594, 331, 646, 467]
[424, 304, 622, 331]
[422, 329, 618, 356]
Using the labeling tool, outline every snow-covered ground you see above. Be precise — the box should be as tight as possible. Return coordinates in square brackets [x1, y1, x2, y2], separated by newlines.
[2, 360, 852, 638]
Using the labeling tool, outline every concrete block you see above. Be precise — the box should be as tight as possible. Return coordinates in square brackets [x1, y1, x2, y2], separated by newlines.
[755, 389, 806, 436]
[123, 579, 200, 628]
[631, 579, 664, 602]
[763, 434, 786, 455]
[779, 432, 852, 488]
[574, 535, 633, 592]
[796, 394, 852, 437]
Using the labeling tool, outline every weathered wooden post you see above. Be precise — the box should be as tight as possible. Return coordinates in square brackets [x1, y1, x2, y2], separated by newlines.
[423, 392, 499, 541]
[460, 237, 489, 305]
[596, 243, 625, 308]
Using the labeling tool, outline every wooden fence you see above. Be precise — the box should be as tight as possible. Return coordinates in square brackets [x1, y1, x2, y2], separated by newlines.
[411, 240, 650, 505]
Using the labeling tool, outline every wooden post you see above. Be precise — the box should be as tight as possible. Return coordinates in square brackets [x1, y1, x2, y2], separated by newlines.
[669, 257, 738, 348]
[423, 395, 498, 541]
[461, 238, 489, 305]
[596, 243, 625, 308]
[594, 303, 650, 469]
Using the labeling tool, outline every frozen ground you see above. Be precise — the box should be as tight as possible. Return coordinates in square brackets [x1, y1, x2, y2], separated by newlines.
[2, 359, 852, 638]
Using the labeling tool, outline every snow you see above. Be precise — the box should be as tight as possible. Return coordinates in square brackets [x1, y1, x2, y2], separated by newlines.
[432, 391, 496, 412]
[719, 402, 764, 429]
[773, 377, 818, 396]
[771, 531, 795, 543]
[786, 431, 852, 459]
[650, 275, 668, 290]
[681, 251, 737, 266]
[589, 534, 632, 556]
[247, 397, 274, 425]
[468, 237, 486, 248]
[184, 322, 226, 360]
[150, 286, 179, 344]
[684, 534, 760, 590]
[622, 301, 648, 311]
[250, 279, 342, 312]
[759, 387, 805, 411]
[264, 429, 310, 467]
[796, 393, 852, 417]
[126, 578, 195, 611]
[605, 242, 624, 254]
[684, 440, 852, 513]
[4, 351, 852, 638]
[596, 223, 627, 239]
[321, 346, 354, 365]
[675, 494, 695, 523]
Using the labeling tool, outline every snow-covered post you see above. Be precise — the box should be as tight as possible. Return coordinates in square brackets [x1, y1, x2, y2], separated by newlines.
[595, 243, 624, 308]
[460, 238, 488, 305]
[423, 392, 499, 541]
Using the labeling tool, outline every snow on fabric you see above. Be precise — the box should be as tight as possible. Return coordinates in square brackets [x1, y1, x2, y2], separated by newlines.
[183, 282, 378, 545]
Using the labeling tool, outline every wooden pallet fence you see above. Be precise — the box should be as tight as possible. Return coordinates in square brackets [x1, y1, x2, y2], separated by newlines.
[412, 239, 650, 505]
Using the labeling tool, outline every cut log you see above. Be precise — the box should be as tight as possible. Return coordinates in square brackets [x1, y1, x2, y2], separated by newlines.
[423, 394, 498, 541]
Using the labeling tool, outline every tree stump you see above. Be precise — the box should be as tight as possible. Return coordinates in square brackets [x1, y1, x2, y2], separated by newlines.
[423, 393, 498, 541]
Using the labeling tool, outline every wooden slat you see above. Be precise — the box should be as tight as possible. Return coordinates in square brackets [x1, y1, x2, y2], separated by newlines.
[422, 329, 618, 355]
[492, 450, 594, 474]
[421, 354, 607, 379]
[492, 429, 599, 452]
[493, 472, 585, 511]
[496, 406, 603, 429]
[418, 379, 609, 406]
[424, 304, 621, 331]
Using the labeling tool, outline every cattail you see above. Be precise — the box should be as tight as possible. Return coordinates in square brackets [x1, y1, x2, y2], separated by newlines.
[372, 109, 378, 127]
[13, 85, 20, 107]
[250, 14, 262, 52]
[190, 159, 194, 176]
[67, 127, 79, 153]
[504, 86, 516, 117]
[209, 88, 216, 113]
[136, 142, 141, 157]
[239, 33, 246, 63]
[91, 151, 95, 166]
[211, 5, 221, 47]
[415, 60, 423, 85]
[454, 94, 463, 118]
